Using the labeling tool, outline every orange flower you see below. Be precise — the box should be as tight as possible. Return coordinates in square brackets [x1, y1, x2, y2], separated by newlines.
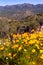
[40, 54, 43, 59]
[0, 46, 5, 51]
[13, 34, 17, 38]
[13, 53, 17, 57]
[18, 45, 23, 51]
[6, 42, 10, 46]
[16, 40, 19, 43]
[26, 55, 30, 59]
[32, 49, 36, 53]
[39, 32, 43, 37]
[24, 49, 27, 52]
[22, 33, 28, 38]
[7, 53, 12, 58]
[12, 44, 19, 49]
[31, 29, 34, 32]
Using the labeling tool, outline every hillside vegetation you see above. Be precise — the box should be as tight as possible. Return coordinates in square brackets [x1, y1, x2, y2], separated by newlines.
[0, 14, 43, 38]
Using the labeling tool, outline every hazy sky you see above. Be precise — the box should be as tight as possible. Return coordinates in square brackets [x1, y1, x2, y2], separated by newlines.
[0, 0, 43, 6]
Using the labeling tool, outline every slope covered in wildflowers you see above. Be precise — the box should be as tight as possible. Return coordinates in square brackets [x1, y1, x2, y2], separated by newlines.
[0, 31, 43, 65]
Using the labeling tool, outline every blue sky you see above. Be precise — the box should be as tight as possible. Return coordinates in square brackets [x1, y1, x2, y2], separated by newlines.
[0, 0, 43, 6]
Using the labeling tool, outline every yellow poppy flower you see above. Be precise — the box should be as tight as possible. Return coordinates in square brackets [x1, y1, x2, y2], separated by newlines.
[6, 41, 10, 46]
[40, 54, 43, 59]
[12, 44, 19, 49]
[40, 50, 43, 53]
[18, 45, 23, 51]
[0, 46, 5, 51]
[32, 49, 36, 53]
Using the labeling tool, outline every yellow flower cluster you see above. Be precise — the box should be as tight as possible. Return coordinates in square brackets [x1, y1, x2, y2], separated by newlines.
[0, 31, 43, 65]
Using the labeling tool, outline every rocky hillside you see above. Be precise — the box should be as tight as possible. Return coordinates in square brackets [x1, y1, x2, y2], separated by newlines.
[0, 3, 43, 20]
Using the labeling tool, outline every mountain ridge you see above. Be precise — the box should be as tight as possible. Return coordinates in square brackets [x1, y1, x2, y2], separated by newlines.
[0, 3, 43, 20]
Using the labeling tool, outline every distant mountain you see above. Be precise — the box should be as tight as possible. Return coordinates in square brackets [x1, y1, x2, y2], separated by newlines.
[0, 3, 43, 20]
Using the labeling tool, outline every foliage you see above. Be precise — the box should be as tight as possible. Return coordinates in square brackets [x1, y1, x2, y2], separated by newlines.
[0, 14, 43, 37]
[0, 31, 43, 65]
